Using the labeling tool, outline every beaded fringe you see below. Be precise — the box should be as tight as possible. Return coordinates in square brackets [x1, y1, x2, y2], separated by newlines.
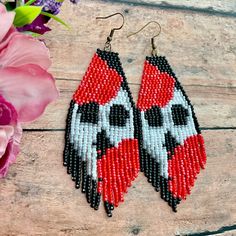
[63, 50, 207, 216]
[137, 56, 207, 212]
[63, 49, 140, 217]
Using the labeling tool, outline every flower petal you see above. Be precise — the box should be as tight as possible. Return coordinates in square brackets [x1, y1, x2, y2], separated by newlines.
[0, 3, 6, 13]
[0, 95, 18, 125]
[11, 123, 22, 163]
[0, 141, 13, 178]
[0, 33, 51, 69]
[0, 28, 17, 51]
[0, 4, 15, 42]
[0, 65, 59, 122]
[0, 123, 22, 178]
[0, 125, 14, 158]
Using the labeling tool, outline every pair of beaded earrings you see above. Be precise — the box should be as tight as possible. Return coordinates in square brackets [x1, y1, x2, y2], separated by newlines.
[63, 13, 207, 217]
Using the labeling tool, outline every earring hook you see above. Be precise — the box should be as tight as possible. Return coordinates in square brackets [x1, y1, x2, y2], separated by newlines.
[96, 13, 125, 51]
[127, 21, 161, 56]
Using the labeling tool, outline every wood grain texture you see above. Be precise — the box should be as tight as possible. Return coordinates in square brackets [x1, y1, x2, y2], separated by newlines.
[46, 1, 236, 87]
[101, 0, 236, 16]
[1, 130, 235, 236]
[1, 0, 236, 235]
[23, 79, 236, 129]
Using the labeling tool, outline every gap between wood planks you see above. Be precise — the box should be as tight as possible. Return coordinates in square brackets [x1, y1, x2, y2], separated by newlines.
[180, 224, 236, 236]
[100, 0, 236, 18]
[27, 79, 236, 132]
[22, 127, 236, 132]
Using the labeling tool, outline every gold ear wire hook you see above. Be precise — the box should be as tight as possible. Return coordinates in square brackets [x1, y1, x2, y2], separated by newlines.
[127, 21, 161, 56]
[96, 13, 125, 51]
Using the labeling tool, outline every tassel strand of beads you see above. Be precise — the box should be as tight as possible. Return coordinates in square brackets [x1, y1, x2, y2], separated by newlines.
[136, 55, 206, 212]
[63, 49, 139, 217]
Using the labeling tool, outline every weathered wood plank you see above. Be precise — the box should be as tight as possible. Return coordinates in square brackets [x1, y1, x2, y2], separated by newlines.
[1, 1, 236, 236]
[102, 0, 236, 16]
[0, 130, 235, 235]
[22, 79, 236, 129]
[46, 1, 236, 88]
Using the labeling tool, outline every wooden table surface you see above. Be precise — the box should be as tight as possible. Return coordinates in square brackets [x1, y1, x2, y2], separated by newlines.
[1, 0, 236, 235]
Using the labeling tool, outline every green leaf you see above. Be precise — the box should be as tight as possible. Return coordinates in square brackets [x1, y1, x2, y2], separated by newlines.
[41, 11, 70, 29]
[13, 6, 42, 27]
[55, 0, 64, 2]
[24, 0, 37, 6]
[22, 31, 41, 37]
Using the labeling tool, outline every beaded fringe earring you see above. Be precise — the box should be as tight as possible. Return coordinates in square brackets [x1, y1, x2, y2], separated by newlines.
[63, 13, 140, 217]
[128, 21, 207, 212]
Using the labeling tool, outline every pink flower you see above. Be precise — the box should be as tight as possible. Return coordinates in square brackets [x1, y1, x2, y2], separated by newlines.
[0, 95, 22, 177]
[0, 4, 59, 177]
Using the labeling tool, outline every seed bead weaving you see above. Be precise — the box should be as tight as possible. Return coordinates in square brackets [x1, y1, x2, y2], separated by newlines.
[136, 56, 207, 212]
[63, 49, 140, 217]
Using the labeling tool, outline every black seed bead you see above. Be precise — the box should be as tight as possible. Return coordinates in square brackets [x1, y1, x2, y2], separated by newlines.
[172, 199, 178, 212]
[164, 178, 169, 202]
[63, 100, 75, 166]
[63, 142, 70, 166]
[155, 163, 160, 192]
[71, 149, 77, 181]
[104, 201, 112, 217]
[168, 193, 173, 206]
[79, 102, 99, 124]
[86, 175, 92, 203]
[67, 143, 74, 174]
[164, 131, 179, 157]
[63, 137, 71, 164]
[94, 193, 101, 210]
[140, 147, 144, 172]
[109, 104, 129, 127]
[90, 180, 97, 208]
[152, 161, 157, 187]
[144, 150, 149, 178]
[171, 104, 189, 126]
[75, 155, 82, 189]
[96, 133, 102, 159]
[148, 157, 153, 183]
[110, 204, 114, 211]
[145, 106, 163, 127]
[160, 177, 165, 199]
[63, 150, 69, 167]
[81, 161, 87, 193]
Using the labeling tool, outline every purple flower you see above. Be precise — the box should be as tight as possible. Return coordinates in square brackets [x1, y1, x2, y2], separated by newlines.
[17, 15, 51, 35]
[17, 0, 62, 34]
[35, 0, 62, 15]
[17, 0, 79, 35]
